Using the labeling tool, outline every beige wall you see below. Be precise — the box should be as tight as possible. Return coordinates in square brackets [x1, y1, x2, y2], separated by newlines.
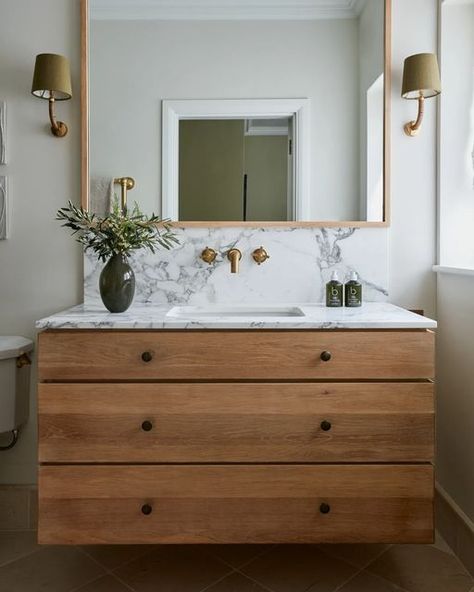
[0, 0, 439, 489]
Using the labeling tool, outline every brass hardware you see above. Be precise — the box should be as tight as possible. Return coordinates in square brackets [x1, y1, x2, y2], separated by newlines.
[404, 94, 425, 137]
[320, 420, 332, 432]
[320, 351, 332, 362]
[48, 95, 68, 137]
[200, 247, 217, 264]
[227, 248, 242, 274]
[114, 177, 135, 211]
[141, 420, 153, 432]
[319, 502, 331, 514]
[141, 351, 153, 363]
[16, 353, 32, 369]
[252, 246, 270, 265]
[141, 503, 153, 515]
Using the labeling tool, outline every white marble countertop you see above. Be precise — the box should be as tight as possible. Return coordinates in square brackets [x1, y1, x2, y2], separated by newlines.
[36, 302, 437, 330]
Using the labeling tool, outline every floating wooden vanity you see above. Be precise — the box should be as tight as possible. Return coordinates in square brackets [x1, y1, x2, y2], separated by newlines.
[37, 314, 435, 545]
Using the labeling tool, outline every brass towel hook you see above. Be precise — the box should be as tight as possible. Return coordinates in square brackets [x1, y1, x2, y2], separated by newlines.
[114, 177, 135, 211]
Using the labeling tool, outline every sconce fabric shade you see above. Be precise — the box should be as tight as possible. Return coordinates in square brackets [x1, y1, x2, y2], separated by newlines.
[31, 54, 72, 101]
[401, 53, 441, 100]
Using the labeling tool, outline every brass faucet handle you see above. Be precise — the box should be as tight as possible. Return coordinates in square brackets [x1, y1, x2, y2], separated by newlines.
[252, 246, 270, 265]
[227, 248, 242, 274]
[200, 247, 217, 264]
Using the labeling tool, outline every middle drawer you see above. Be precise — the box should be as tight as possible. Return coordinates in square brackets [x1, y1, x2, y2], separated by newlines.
[39, 382, 434, 463]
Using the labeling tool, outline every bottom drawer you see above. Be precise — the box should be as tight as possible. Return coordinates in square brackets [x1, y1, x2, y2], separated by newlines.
[38, 464, 434, 544]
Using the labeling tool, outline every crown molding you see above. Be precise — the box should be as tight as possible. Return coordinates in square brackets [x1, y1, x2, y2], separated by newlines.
[90, 0, 366, 21]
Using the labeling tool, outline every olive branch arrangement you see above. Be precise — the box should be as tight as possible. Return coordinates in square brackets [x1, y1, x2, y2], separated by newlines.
[56, 200, 179, 262]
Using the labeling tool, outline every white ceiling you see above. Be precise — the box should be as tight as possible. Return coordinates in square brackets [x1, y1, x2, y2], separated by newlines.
[90, 0, 369, 21]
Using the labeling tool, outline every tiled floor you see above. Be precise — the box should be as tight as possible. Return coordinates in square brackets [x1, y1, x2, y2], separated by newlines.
[0, 532, 471, 592]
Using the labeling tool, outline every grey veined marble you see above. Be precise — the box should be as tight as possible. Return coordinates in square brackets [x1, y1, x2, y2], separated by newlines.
[84, 226, 389, 305]
[36, 302, 436, 330]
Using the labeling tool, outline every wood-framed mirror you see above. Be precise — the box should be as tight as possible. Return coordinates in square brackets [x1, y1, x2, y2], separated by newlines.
[81, 0, 391, 228]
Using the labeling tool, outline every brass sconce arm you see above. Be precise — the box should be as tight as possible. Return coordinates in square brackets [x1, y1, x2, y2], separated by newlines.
[48, 94, 68, 138]
[404, 94, 425, 137]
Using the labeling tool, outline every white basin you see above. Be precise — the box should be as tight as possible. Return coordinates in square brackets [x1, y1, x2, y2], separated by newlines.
[166, 305, 305, 318]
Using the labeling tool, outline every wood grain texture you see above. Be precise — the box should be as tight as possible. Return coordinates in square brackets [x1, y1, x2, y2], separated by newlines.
[38, 330, 435, 381]
[38, 464, 433, 544]
[39, 382, 434, 463]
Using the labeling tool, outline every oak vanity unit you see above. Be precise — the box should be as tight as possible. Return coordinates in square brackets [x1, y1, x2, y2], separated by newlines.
[36, 303, 436, 545]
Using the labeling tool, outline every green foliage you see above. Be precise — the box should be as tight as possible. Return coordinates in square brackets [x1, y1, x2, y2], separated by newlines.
[56, 200, 179, 262]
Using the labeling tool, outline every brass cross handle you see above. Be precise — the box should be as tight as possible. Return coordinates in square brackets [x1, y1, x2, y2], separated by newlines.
[200, 247, 217, 264]
[252, 246, 270, 265]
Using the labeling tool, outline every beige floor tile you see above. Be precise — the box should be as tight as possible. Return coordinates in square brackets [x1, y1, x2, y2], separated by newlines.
[114, 545, 232, 592]
[432, 531, 455, 556]
[0, 486, 30, 530]
[207, 544, 273, 569]
[80, 543, 155, 570]
[0, 545, 105, 592]
[317, 544, 390, 569]
[29, 488, 38, 530]
[241, 544, 357, 592]
[204, 572, 272, 592]
[0, 531, 40, 567]
[457, 521, 474, 579]
[336, 570, 408, 592]
[73, 574, 133, 592]
[367, 544, 473, 592]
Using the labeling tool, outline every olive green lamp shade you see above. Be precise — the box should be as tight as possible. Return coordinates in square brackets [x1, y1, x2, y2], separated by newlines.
[401, 53, 441, 100]
[31, 53, 72, 100]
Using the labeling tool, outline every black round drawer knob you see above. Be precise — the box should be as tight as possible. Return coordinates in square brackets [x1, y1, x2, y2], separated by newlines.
[319, 503, 331, 514]
[320, 420, 332, 432]
[141, 504, 153, 515]
[141, 351, 153, 363]
[141, 420, 153, 432]
[320, 351, 332, 362]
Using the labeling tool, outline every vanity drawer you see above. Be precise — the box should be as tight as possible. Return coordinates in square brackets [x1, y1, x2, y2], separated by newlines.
[38, 464, 434, 544]
[39, 382, 434, 463]
[38, 329, 435, 381]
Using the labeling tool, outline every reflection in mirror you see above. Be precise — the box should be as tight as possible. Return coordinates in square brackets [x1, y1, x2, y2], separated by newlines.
[179, 118, 291, 222]
[88, 0, 388, 224]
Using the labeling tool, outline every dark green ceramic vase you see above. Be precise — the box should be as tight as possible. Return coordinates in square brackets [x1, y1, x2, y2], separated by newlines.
[99, 254, 135, 313]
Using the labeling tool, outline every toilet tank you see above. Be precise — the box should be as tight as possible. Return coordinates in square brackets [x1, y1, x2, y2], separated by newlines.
[0, 336, 33, 434]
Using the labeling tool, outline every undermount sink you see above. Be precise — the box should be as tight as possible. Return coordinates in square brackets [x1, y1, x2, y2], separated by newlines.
[166, 305, 305, 318]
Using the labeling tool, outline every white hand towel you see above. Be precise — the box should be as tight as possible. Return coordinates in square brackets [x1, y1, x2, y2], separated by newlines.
[89, 177, 114, 215]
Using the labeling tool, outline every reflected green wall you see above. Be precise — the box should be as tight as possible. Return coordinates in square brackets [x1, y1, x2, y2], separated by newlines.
[179, 120, 288, 221]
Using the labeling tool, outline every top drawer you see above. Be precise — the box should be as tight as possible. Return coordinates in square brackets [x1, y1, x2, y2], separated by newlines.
[38, 329, 435, 381]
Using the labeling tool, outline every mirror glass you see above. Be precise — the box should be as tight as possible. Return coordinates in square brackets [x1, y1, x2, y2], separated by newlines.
[88, 0, 388, 224]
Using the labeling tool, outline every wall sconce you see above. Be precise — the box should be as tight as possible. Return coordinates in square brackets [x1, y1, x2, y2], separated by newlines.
[402, 53, 441, 137]
[31, 53, 72, 138]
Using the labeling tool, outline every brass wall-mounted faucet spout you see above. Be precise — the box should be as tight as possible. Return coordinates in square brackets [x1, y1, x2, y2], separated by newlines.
[227, 248, 242, 274]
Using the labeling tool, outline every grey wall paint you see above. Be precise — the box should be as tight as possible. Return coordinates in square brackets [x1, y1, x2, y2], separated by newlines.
[0, 0, 82, 483]
[90, 18, 361, 221]
[0, 0, 438, 490]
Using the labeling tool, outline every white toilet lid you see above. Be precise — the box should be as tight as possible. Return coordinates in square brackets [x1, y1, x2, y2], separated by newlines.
[0, 336, 34, 360]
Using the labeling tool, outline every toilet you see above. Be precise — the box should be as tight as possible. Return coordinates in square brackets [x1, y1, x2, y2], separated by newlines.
[0, 336, 33, 449]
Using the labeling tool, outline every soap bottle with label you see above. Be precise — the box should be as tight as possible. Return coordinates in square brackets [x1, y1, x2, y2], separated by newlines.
[326, 271, 343, 307]
[345, 271, 362, 307]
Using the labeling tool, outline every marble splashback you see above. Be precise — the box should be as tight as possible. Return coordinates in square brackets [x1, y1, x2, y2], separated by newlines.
[84, 227, 389, 305]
